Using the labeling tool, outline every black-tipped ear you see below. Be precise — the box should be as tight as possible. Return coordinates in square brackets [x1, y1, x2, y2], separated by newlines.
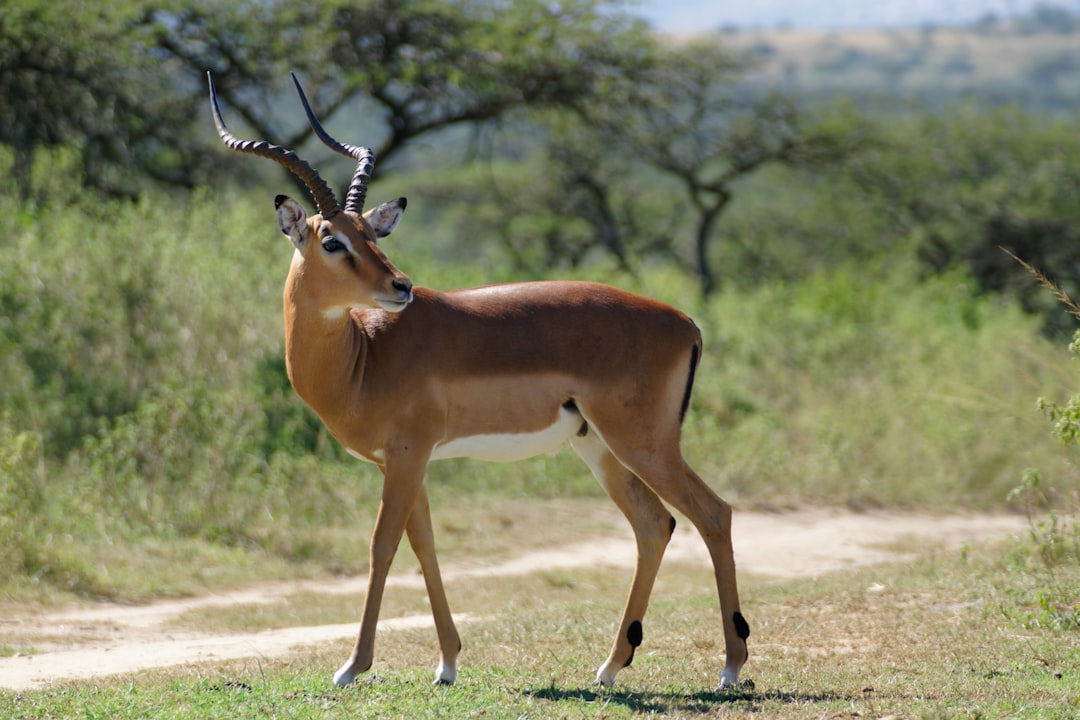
[364, 197, 407, 239]
[275, 195, 309, 249]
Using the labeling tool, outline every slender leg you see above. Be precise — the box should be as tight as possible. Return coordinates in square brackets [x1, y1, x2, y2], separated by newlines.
[333, 452, 428, 687]
[570, 430, 674, 687]
[605, 444, 749, 689]
[404, 485, 461, 684]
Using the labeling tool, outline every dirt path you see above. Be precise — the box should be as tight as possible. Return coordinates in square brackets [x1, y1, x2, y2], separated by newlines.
[0, 509, 1024, 691]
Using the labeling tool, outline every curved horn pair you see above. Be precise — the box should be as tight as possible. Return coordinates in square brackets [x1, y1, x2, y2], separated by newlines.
[290, 73, 376, 216]
[207, 71, 376, 218]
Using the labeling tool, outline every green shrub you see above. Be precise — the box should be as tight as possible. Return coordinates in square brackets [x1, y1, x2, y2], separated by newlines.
[1003, 469, 1080, 631]
[0, 419, 44, 577]
[683, 265, 1076, 509]
[78, 382, 263, 539]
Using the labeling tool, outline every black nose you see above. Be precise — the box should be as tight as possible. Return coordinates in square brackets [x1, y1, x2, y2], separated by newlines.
[392, 278, 412, 294]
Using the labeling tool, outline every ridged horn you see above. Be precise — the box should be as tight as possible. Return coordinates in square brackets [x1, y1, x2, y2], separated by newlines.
[207, 72, 340, 220]
[291, 72, 376, 215]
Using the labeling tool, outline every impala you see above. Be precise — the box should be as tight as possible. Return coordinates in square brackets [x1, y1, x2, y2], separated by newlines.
[208, 72, 750, 690]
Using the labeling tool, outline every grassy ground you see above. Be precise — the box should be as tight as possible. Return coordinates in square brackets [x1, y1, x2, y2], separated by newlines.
[3, 182, 1080, 716]
[1, 500, 1077, 719]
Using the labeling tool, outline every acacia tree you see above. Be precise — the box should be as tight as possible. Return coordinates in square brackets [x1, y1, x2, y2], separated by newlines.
[436, 39, 860, 293]
[0, 1, 205, 198]
[2, 0, 655, 197]
[145, 0, 655, 179]
[583, 40, 857, 295]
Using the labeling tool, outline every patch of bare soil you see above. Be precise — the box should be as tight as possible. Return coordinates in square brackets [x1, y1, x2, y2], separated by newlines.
[0, 509, 1024, 691]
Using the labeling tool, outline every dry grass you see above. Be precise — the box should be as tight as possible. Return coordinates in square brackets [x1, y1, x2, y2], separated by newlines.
[3, 506, 1077, 718]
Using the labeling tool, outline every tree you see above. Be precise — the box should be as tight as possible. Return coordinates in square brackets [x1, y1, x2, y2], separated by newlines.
[440, 39, 861, 294]
[144, 0, 655, 180]
[1, 0, 656, 198]
[602, 40, 863, 294]
[840, 105, 1080, 333]
[0, 1, 206, 198]
[419, 113, 680, 275]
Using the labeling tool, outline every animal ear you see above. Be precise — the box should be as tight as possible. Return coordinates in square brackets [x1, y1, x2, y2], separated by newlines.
[275, 195, 309, 248]
[363, 197, 407, 239]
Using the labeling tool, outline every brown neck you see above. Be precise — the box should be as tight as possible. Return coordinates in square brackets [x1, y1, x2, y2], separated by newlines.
[282, 272, 366, 426]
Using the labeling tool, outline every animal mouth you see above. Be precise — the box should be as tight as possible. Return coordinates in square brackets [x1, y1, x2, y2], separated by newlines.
[375, 292, 413, 313]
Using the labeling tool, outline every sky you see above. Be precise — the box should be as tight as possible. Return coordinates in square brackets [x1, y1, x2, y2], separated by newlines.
[634, 0, 1080, 32]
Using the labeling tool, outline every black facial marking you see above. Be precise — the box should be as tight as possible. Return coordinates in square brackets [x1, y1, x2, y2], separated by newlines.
[733, 611, 750, 640]
[669, 516, 676, 535]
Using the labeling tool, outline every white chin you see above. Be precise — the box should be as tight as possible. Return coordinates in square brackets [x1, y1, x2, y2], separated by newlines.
[375, 300, 409, 313]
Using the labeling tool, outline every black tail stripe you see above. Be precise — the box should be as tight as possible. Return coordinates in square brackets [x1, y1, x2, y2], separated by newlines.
[678, 343, 699, 425]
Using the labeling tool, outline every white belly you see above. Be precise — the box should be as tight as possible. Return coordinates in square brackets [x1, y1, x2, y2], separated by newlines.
[346, 447, 385, 465]
[430, 405, 583, 462]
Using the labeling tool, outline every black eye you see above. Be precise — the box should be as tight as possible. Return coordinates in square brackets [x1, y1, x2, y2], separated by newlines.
[321, 237, 345, 253]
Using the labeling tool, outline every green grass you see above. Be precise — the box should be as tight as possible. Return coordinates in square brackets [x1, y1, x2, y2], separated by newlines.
[2, 512, 1077, 719]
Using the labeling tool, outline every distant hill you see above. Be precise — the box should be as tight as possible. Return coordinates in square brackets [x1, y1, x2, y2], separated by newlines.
[638, 0, 1080, 31]
[718, 19, 1080, 112]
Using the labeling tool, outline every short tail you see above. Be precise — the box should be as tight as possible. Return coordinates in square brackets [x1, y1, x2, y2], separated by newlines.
[678, 340, 701, 425]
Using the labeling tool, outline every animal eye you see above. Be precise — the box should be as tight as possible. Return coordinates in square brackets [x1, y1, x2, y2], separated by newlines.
[321, 237, 345, 253]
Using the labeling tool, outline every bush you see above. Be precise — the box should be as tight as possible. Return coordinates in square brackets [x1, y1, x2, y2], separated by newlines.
[682, 264, 1076, 509]
[0, 419, 44, 577]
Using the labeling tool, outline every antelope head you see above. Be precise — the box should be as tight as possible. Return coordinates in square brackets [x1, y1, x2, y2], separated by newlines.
[208, 72, 413, 314]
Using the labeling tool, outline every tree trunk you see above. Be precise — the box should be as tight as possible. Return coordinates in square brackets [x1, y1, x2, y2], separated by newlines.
[694, 200, 726, 297]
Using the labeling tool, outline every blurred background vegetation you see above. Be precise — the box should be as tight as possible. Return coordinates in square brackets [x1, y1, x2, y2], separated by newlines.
[1, 0, 1079, 598]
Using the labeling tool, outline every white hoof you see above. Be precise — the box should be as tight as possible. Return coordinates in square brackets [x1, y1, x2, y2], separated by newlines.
[594, 660, 618, 688]
[717, 667, 741, 689]
[333, 662, 358, 688]
[434, 658, 457, 685]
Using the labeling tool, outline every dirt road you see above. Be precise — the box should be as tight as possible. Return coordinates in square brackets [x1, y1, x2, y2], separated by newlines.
[0, 509, 1024, 691]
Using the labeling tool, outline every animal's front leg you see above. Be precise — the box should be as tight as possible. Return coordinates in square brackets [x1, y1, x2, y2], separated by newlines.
[404, 485, 461, 684]
[333, 452, 429, 687]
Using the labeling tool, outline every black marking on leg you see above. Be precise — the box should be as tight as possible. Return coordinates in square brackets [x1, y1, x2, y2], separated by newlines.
[562, 399, 577, 411]
[669, 515, 676, 536]
[623, 620, 643, 667]
[577, 421, 588, 437]
[733, 611, 750, 640]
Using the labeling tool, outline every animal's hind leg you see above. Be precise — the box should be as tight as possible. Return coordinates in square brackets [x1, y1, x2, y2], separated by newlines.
[570, 429, 675, 687]
[602, 439, 749, 689]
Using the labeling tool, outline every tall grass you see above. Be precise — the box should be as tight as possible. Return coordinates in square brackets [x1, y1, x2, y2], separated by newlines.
[1, 189, 1076, 598]
[682, 263, 1075, 510]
